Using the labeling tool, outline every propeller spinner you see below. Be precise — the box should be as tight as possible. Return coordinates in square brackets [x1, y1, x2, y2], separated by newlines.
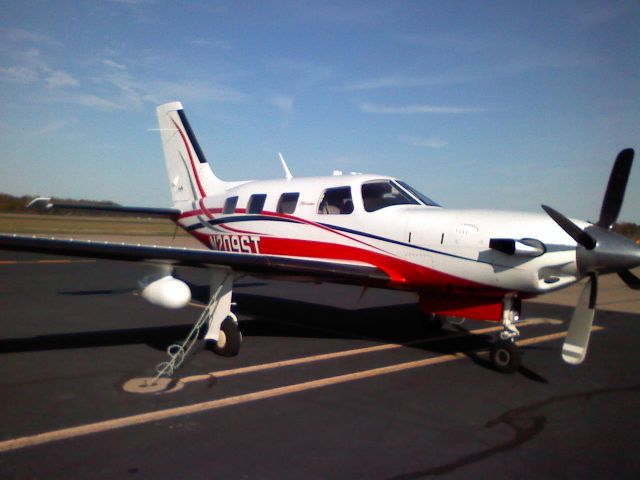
[542, 148, 640, 365]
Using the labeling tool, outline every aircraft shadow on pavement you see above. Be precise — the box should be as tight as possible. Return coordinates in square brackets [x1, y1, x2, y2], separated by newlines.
[59, 288, 137, 296]
[232, 293, 572, 380]
[0, 324, 196, 354]
[0, 285, 579, 379]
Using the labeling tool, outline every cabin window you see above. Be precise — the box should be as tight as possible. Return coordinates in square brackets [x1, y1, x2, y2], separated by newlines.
[247, 194, 267, 214]
[277, 192, 299, 214]
[318, 186, 354, 215]
[361, 180, 417, 212]
[223, 196, 238, 214]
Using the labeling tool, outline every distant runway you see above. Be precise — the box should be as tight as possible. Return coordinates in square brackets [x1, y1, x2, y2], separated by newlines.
[1, 251, 639, 479]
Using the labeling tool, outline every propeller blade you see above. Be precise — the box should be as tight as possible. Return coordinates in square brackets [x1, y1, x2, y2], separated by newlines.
[541, 205, 596, 250]
[618, 269, 640, 290]
[562, 274, 598, 365]
[597, 148, 634, 228]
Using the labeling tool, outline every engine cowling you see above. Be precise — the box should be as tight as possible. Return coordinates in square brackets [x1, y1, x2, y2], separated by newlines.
[139, 275, 191, 309]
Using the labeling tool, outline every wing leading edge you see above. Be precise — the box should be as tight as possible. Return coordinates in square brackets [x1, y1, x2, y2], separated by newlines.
[0, 234, 391, 287]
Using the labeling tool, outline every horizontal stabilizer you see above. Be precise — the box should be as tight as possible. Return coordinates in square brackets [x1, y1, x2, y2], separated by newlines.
[27, 198, 181, 218]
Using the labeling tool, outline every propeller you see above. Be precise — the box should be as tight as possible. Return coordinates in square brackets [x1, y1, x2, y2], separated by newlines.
[562, 274, 597, 364]
[542, 148, 640, 364]
[541, 205, 596, 250]
[618, 269, 640, 290]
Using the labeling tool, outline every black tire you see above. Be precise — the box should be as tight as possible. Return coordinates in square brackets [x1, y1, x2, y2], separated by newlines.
[421, 313, 445, 331]
[490, 340, 521, 373]
[212, 317, 242, 357]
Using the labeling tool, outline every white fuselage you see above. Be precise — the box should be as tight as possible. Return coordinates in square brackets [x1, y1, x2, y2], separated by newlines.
[174, 173, 584, 299]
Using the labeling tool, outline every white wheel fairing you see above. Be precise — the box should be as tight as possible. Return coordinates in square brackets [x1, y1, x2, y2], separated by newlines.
[216, 330, 227, 349]
[211, 317, 241, 357]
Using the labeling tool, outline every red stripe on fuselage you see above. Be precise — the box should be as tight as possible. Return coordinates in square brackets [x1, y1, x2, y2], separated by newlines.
[218, 223, 262, 235]
[256, 236, 500, 294]
[189, 226, 504, 298]
[182, 209, 388, 255]
[182, 208, 507, 311]
[198, 199, 212, 219]
[266, 211, 388, 253]
[180, 207, 226, 219]
[418, 293, 503, 322]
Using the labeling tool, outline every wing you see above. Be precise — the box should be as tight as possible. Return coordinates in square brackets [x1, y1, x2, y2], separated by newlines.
[0, 234, 390, 287]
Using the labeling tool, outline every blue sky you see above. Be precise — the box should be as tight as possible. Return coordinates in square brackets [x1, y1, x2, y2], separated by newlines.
[1, 0, 639, 222]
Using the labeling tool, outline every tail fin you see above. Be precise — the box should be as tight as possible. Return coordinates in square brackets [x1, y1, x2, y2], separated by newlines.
[156, 102, 225, 205]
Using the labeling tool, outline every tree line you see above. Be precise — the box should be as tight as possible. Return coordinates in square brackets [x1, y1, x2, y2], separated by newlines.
[0, 193, 120, 216]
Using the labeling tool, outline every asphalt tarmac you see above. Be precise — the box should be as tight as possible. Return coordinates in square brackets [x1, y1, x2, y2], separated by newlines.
[1, 251, 639, 479]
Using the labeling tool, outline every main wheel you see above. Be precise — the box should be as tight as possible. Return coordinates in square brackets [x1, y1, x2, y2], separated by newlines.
[490, 340, 521, 373]
[420, 313, 445, 331]
[211, 317, 242, 357]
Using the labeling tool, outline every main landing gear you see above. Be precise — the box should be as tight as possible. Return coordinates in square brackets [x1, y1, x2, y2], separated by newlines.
[207, 314, 242, 357]
[490, 295, 522, 373]
[203, 269, 242, 357]
[150, 269, 242, 383]
[420, 312, 446, 331]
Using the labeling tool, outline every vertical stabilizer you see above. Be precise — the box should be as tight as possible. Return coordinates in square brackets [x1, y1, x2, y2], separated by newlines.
[156, 102, 225, 205]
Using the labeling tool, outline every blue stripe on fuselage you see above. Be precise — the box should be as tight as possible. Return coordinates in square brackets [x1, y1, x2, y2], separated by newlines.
[182, 213, 491, 265]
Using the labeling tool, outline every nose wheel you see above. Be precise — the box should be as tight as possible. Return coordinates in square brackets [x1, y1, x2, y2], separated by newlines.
[490, 294, 522, 373]
[490, 339, 521, 373]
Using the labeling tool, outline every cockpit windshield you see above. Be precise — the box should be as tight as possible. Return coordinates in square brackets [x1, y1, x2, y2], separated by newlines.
[361, 180, 416, 212]
[395, 180, 440, 207]
[361, 179, 440, 212]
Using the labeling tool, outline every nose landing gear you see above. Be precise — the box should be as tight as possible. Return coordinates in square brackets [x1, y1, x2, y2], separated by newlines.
[490, 294, 522, 373]
[490, 339, 521, 373]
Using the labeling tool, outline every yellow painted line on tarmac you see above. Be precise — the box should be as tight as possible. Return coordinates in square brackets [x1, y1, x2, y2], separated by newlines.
[515, 325, 603, 346]
[180, 318, 559, 384]
[123, 318, 561, 393]
[0, 324, 596, 454]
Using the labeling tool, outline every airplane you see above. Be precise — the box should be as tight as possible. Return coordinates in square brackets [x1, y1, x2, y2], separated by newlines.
[0, 101, 638, 374]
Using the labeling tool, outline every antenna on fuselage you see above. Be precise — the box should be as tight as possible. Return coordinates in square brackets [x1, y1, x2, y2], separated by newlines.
[278, 152, 293, 181]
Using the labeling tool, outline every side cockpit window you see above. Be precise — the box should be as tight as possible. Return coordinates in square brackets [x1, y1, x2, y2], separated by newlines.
[362, 180, 417, 212]
[318, 186, 354, 215]
[277, 192, 299, 214]
[247, 194, 267, 214]
[223, 196, 238, 214]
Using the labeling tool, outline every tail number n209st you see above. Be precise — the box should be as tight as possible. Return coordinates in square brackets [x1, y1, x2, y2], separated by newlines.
[210, 234, 261, 254]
